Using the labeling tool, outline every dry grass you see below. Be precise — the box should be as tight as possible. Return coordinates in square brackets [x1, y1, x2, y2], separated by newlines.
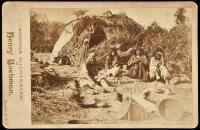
[31, 90, 86, 124]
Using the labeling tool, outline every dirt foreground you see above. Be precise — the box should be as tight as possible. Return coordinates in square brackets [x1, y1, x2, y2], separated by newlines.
[32, 65, 193, 125]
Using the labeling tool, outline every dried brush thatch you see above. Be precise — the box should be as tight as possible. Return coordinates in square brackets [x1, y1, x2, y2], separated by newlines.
[58, 13, 144, 67]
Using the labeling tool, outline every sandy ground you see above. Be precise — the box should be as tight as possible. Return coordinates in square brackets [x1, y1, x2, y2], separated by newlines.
[71, 82, 193, 124]
[31, 74, 193, 125]
[31, 53, 193, 125]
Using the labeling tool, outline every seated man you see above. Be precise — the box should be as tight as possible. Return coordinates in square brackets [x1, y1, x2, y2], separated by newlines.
[79, 51, 114, 94]
[105, 48, 121, 77]
[149, 51, 170, 84]
[125, 48, 149, 80]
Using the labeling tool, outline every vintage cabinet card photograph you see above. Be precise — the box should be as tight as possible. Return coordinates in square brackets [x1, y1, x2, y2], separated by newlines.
[2, 1, 198, 128]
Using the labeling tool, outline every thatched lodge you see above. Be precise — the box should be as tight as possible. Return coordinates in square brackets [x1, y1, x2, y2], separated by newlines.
[55, 12, 144, 67]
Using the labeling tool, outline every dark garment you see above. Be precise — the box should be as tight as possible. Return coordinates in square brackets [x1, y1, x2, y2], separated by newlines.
[137, 62, 148, 79]
[82, 57, 102, 86]
[85, 58, 98, 80]
[127, 55, 148, 80]
[105, 55, 120, 70]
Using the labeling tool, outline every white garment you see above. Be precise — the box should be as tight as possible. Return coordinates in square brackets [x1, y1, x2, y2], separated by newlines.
[105, 66, 120, 77]
[149, 57, 160, 80]
[149, 57, 170, 80]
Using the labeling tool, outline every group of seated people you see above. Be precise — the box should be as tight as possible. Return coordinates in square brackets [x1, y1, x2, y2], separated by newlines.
[79, 42, 171, 94]
[105, 46, 170, 83]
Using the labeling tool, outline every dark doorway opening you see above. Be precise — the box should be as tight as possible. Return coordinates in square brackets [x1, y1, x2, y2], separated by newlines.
[89, 27, 106, 48]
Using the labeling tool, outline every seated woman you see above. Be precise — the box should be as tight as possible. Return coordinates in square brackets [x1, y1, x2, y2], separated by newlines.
[126, 48, 149, 80]
[104, 48, 121, 77]
[149, 51, 170, 84]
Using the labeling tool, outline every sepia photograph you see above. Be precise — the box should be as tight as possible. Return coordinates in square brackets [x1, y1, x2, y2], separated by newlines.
[30, 7, 194, 125]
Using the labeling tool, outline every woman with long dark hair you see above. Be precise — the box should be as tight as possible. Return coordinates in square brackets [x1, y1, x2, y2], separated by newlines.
[126, 48, 148, 80]
[104, 48, 121, 77]
[149, 51, 171, 84]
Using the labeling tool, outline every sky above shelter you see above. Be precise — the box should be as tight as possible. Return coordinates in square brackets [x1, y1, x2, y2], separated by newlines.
[32, 8, 192, 30]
